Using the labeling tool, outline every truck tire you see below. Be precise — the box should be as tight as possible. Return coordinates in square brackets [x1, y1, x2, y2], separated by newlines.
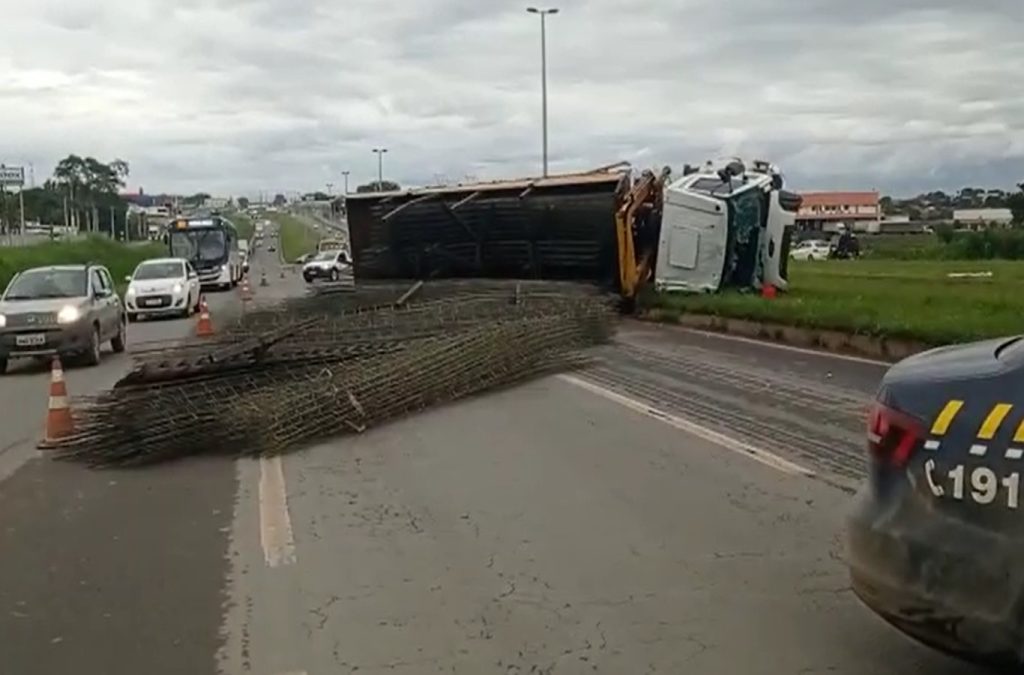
[0, 357, 7, 375]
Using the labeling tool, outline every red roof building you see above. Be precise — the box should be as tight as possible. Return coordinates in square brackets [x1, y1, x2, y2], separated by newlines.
[797, 191, 880, 231]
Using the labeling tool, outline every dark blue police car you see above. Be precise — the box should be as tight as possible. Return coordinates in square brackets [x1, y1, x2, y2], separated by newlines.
[848, 336, 1024, 667]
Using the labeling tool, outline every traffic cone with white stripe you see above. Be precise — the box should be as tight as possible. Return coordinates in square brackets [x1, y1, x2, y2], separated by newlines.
[38, 356, 74, 449]
[240, 275, 253, 302]
[196, 296, 214, 337]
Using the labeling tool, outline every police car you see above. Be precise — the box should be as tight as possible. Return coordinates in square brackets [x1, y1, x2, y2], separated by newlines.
[847, 335, 1024, 668]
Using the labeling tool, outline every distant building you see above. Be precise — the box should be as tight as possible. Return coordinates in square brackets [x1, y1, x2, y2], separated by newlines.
[797, 191, 881, 233]
[953, 208, 1013, 226]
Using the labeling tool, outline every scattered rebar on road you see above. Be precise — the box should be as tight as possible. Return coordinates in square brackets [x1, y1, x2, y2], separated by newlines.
[51, 280, 617, 467]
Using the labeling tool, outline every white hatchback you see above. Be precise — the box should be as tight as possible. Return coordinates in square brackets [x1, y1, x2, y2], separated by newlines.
[790, 240, 832, 261]
[125, 258, 202, 321]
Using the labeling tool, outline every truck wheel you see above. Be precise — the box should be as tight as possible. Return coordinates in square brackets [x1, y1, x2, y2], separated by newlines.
[111, 319, 127, 354]
[0, 357, 7, 375]
[84, 327, 101, 366]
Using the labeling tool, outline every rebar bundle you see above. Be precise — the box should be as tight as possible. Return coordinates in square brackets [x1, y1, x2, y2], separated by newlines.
[52, 280, 617, 467]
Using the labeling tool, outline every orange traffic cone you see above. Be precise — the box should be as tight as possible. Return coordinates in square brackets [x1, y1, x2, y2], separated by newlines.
[196, 296, 214, 337]
[240, 276, 253, 302]
[38, 356, 74, 449]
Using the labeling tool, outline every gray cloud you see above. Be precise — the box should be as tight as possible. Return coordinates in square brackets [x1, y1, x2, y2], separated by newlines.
[0, 0, 1021, 197]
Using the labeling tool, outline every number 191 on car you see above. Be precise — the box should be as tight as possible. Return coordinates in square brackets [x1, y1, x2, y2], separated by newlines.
[924, 459, 1020, 509]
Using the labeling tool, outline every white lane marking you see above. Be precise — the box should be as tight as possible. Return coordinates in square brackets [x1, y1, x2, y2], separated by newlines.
[559, 374, 816, 478]
[969, 444, 988, 457]
[665, 326, 892, 367]
[258, 455, 296, 568]
[277, 671, 308, 675]
[1007, 447, 1024, 460]
[924, 439, 941, 451]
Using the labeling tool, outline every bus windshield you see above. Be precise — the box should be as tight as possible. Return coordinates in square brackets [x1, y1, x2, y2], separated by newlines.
[170, 229, 227, 263]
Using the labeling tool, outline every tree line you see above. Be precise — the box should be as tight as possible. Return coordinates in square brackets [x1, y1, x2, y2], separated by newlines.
[882, 184, 1024, 225]
[3, 155, 130, 235]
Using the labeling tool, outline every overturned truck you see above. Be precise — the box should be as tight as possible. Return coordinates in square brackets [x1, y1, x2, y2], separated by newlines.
[345, 159, 803, 306]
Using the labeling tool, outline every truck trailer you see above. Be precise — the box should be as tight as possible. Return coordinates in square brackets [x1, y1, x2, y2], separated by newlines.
[344, 159, 802, 306]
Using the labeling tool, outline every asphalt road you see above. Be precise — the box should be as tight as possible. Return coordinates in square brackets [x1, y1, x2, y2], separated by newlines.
[0, 246, 988, 674]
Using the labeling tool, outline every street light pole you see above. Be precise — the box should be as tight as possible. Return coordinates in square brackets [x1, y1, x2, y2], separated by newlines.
[342, 171, 350, 195]
[372, 148, 388, 191]
[527, 7, 558, 177]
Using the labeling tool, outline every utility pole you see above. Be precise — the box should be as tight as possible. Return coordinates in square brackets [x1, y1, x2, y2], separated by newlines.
[19, 186, 25, 239]
[326, 182, 334, 196]
[1, 182, 8, 246]
[372, 148, 388, 191]
[527, 7, 559, 177]
[342, 171, 350, 195]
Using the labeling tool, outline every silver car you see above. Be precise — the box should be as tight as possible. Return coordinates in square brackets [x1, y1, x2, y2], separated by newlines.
[0, 264, 126, 373]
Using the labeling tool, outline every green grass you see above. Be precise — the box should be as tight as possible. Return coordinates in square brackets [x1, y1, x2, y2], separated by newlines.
[228, 210, 254, 241]
[0, 236, 165, 295]
[267, 212, 319, 262]
[645, 259, 1024, 346]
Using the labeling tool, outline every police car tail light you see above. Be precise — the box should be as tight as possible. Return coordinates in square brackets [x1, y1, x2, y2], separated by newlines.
[867, 402, 924, 467]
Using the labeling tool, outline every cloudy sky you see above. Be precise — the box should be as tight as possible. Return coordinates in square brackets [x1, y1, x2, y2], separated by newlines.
[1, 0, 1021, 197]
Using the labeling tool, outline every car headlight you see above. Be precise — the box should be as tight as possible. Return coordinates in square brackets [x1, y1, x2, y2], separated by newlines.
[57, 305, 81, 324]
[221, 264, 228, 272]
[0, 314, 6, 329]
[172, 282, 183, 294]
[126, 286, 136, 298]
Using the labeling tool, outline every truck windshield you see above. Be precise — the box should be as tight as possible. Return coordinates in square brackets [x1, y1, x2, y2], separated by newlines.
[170, 229, 227, 263]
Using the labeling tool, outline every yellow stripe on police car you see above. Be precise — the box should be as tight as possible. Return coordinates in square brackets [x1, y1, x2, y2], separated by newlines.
[930, 399, 964, 436]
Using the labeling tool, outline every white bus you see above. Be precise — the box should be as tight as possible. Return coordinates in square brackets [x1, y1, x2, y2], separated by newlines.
[166, 215, 244, 291]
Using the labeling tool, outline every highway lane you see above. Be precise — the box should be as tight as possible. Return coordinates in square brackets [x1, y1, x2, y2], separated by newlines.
[221, 373, 977, 674]
[0, 238, 304, 675]
[0, 252, 987, 675]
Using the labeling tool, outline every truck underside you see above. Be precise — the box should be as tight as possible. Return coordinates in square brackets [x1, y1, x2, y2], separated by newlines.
[345, 161, 797, 304]
[346, 170, 629, 292]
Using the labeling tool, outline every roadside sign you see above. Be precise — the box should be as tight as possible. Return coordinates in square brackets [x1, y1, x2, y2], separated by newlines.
[0, 165, 25, 187]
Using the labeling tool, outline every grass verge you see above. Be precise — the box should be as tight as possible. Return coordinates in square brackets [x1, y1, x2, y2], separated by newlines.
[228, 210, 255, 241]
[267, 212, 319, 262]
[0, 236, 165, 294]
[644, 259, 1024, 346]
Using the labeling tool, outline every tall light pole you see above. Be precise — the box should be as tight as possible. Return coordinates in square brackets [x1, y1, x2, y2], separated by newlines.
[342, 170, 350, 195]
[527, 7, 558, 177]
[326, 182, 334, 196]
[372, 148, 388, 191]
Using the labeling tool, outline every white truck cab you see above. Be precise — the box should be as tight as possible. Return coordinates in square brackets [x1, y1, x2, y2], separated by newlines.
[653, 158, 801, 294]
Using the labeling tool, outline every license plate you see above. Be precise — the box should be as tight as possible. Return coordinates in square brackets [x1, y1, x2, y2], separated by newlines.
[142, 298, 162, 307]
[15, 333, 45, 347]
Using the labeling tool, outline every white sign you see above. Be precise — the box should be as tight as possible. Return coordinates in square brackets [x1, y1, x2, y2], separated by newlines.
[0, 165, 24, 187]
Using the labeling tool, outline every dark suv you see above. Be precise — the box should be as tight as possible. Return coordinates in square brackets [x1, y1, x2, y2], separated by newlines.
[0, 264, 127, 373]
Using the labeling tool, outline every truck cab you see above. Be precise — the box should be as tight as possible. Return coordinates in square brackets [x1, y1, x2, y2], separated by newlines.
[653, 159, 801, 294]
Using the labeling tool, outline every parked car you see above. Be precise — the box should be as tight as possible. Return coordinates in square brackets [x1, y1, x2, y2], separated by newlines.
[790, 239, 832, 261]
[302, 249, 352, 283]
[124, 258, 202, 321]
[0, 264, 126, 373]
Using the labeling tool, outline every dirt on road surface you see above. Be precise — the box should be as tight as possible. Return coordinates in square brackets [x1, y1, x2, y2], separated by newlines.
[0, 239, 983, 674]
